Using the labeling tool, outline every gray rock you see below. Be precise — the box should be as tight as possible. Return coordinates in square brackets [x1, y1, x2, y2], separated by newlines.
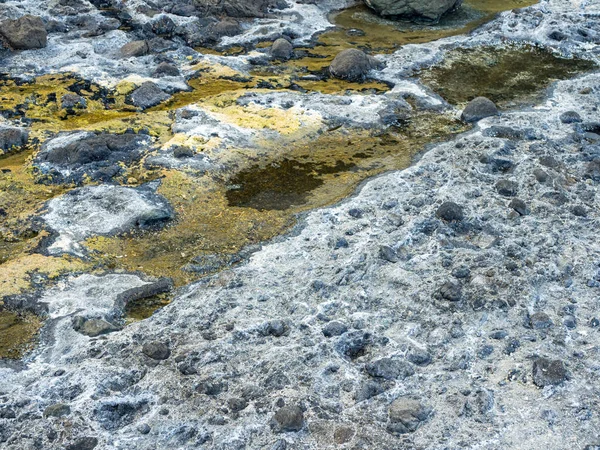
[61, 93, 87, 109]
[65, 437, 99, 450]
[439, 281, 462, 301]
[330, 49, 379, 81]
[120, 40, 149, 58]
[271, 405, 304, 432]
[509, 198, 528, 216]
[322, 321, 348, 337]
[142, 342, 171, 360]
[153, 62, 180, 77]
[365, 358, 415, 380]
[364, 0, 462, 21]
[496, 180, 518, 197]
[436, 201, 464, 222]
[72, 317, 120, 337]
[0, 125, 28, 152]
[560, 111, 582, 124]
[532, 358, 568, 387]
[379, 245, 399, 263]
[0, 15, 47, 50]
[43, 403, 71, 418]
[128, 82, 171, 110]
[461, 97, 499, 123]
[272, 38, 293, 60]
[387, 397, 431, 434]
[529, 312, 553, 330]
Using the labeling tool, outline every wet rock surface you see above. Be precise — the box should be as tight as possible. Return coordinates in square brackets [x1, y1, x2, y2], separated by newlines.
[0, 0, 599, 449]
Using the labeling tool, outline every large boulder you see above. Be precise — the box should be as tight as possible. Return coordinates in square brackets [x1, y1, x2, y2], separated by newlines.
[0, 15, 47, 50]
[330, 49, 381, 82]
[364, 0, 462, 21]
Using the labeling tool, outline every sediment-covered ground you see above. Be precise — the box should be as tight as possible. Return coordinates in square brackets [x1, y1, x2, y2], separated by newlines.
[0, 0, 600, 449]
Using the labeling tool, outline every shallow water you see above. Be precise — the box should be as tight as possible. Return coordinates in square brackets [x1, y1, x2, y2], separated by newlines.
[420, 45, 597, 107]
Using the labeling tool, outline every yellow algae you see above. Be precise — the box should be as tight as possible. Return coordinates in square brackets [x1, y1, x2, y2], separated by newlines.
[0, 254, 88, 298]
[0, 310, 42, 359]
[85, 113, 468, 287]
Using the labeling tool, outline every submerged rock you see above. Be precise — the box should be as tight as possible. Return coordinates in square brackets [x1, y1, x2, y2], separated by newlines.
[364, 0, 462, 21]
[387, 398, 431, 434]
[0, 15, 47, 50]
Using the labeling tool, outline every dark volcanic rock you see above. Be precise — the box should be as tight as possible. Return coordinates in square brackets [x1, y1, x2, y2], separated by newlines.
[436, 201, 464, 222]
[387, 397, 431, 434]
[532, 358, 568, 387]
[0, 15, 47, 50]
[36, 131, 150, 183]
[127, 82, 171, 110]
[364, 0, 462, 21]
[142, 342, 171, 360]
[461, 97, 499, 123]
[65, 437, 99, 450]
[271, 405, 304, 432]
[560, 111, 582, 124]
[365, 357, 415, 380]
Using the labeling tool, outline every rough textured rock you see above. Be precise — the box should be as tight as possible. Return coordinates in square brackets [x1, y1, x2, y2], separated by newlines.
[42, 184, 173, 256]
[127, 82, 171, 110]
[364, 0, 462, 21]
[120, 40, 149, 58]
[0, 15, 47, 50]
[0, 125, 28, 152]
[271, 38, 294, 60]
[35, 131, 152, 183]
[330, 48, 380, 81]
[461, 97, 499, 123]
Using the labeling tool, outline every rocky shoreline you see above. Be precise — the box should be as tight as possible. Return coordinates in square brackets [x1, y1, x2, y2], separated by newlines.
[0, 0, 600, 449]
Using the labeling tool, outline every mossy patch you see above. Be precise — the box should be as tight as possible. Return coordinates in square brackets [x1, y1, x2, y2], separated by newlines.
[419, 45, 597, 107]
[0, 310, 42, 359]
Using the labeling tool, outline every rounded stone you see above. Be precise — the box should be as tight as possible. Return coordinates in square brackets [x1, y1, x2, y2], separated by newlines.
[436, 201, 464, 222]
[271, 38, 293, 60]
[271, 405, 304, 433]
[461, 97, 499, 123]
[330, 49, 374, 81]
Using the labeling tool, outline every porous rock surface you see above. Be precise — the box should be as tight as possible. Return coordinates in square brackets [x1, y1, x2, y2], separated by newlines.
[3, 64, 600, 450]
[1, 1, 600, 450]
[364, 0, 462, 21]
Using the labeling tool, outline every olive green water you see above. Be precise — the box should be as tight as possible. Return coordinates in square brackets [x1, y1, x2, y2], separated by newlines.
[1, 0, 596, 359]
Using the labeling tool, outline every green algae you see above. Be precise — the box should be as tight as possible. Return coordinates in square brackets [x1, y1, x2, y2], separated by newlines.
[125, 292, 172, 322]
[419, 45, 597, 107]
